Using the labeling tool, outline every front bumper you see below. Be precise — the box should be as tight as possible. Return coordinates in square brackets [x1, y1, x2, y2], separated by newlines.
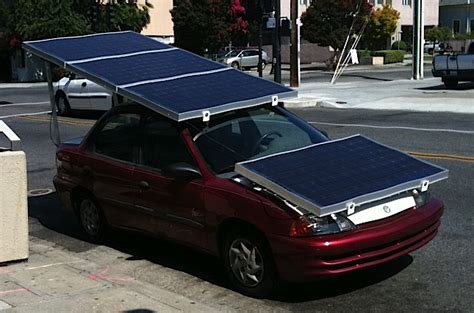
[269, 197, 444, 282]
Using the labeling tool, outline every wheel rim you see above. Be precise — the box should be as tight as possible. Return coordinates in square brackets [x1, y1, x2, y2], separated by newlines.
[80, 199, 100, 236]
[228, 239, 264, 287]
[232, 62, 239, 69]
[56, 96, 66, 114]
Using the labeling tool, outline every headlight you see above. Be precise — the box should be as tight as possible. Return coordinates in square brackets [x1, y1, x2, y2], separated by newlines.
[289, 213, 355, 237]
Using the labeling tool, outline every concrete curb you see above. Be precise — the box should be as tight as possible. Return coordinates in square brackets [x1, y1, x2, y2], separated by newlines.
[0, 82, 48, 89]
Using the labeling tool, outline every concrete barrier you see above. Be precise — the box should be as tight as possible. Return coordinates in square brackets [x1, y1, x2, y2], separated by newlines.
[0, 121, 28, 263]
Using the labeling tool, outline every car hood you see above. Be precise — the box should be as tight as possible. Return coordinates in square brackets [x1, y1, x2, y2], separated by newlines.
[234, 135, 448, 217]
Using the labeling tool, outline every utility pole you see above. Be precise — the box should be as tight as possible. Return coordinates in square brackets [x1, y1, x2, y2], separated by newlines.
[412, 0, 424, 80]
[290, 0, 300, 87]
[273, 0, 282, 83]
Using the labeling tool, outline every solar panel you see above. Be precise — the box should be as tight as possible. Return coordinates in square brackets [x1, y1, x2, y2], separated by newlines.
[23, 31, 296, 121]
[235, 135, 449, 217]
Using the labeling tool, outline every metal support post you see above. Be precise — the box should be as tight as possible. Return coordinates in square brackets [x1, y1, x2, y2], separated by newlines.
[258, 13, 263, 77]
[46, 62, 61, 145]
[273, 0, 282, 83]
[412, 0, 424, 80]
[290, 0, 300, 87]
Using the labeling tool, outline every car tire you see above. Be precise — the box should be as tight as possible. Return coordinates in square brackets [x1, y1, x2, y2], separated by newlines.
[78, 195, 107, 243]
[55, 93, 71, 116]
[428, 48, 434, 55]
[231, 62, 240, 70]
[443, 78, 458, 89]
[222, 228, 277, 298]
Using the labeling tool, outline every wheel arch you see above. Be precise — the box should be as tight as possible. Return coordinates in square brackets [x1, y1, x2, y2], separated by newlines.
[70, 186, 97, 217]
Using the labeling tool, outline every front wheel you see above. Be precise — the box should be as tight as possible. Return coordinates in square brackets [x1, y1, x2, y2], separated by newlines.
[231, 61, 240, 70]
[78, 196, 107, 243]
[222, 229, 277, 298]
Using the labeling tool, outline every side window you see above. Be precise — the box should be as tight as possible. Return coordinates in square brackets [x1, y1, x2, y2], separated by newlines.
[249, 50, 259, 56]
[92, 113, 141, 163]
[140, 116, 195, 170]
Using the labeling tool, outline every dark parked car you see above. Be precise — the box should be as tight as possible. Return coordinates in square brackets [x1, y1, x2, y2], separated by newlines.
[54, 104, 444, 298]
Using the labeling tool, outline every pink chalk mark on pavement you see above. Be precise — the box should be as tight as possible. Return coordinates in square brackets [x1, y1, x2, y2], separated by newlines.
[0, 288, 29, 296]
[88, 266, 134, 283]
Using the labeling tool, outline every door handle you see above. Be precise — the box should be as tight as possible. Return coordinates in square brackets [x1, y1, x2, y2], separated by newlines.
[81, 82, 87, 87]
[138, 180, 150, 189]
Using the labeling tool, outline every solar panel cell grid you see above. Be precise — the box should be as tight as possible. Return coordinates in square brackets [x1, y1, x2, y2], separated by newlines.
[75, 49, 224, 86]
[29, 32, 168, 62]
[235, 135, 448, 214]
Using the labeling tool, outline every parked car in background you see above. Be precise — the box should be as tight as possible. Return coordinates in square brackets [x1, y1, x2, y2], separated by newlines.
[54, 75, 112, 115]
[424, 41, 442, 54]
[219, 49, 270, 70]
[432, 42, 474, 88]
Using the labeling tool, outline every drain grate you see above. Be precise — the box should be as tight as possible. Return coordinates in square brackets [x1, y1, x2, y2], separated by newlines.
[28, 188, 54, 197]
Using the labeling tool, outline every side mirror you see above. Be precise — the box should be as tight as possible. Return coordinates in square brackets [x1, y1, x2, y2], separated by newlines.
[162, 162, 201, 180]
[67, 72, 76, 80]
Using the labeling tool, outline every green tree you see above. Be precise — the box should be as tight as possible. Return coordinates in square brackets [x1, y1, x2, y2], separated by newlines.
[301, 0, 372, 52]
[363, 5, 399, 50]
[10, 0, 91, 41]
[425, 26, 452, 42]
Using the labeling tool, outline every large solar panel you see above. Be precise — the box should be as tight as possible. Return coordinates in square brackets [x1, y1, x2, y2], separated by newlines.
[23, 31, 296, 121]
[235, 135, 449, 217]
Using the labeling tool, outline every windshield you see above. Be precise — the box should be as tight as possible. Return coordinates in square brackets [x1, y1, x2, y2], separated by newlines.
[225, 50, 241, 57]
[187, 106, 328, 174]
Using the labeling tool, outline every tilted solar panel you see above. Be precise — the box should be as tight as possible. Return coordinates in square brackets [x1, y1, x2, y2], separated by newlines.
[235, 135, 449, 217]
[23, 31, 296, 121]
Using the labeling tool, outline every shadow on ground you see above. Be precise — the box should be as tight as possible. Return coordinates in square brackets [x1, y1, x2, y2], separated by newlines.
[28, 192, 412, 303]
[416, 81, 474, 91]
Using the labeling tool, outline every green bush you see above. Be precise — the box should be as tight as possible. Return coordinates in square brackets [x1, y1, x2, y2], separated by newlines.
[357, 49, 371, 58]
[371, 50, 405, 64]
[391, 41, 407, 51]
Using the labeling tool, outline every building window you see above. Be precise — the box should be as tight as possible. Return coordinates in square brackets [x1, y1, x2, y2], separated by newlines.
[377, 0, 383, 4]
[402, 0, 411, 5]
[470, 19, 474, 33]
[453, 20, 460, 34]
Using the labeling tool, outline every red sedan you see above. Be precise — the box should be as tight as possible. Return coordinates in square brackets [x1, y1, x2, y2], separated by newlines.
[54, 104, 444, 298]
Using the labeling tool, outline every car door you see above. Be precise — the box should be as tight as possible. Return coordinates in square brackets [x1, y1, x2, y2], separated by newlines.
[240, 50, 252, 67]
[84, 80, 112, 111]
[247, 50, 260, 67]
[83, 112, 145, 230]
[133, 115, 208, 249]
[65, 78, 92, 110]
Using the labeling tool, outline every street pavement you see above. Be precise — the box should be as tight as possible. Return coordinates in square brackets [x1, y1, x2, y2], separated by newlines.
[1, 64, 474, 312]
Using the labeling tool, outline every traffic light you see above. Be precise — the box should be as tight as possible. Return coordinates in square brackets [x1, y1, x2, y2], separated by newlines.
[106, 3, 116, 29]
[90, 0, 100, 31]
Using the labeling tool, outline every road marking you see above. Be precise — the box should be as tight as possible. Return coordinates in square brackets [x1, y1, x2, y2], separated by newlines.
[22, 115, 95, 127]
[309, 121, 474, 135]
[0, 111, 51, 119]
[408, 151, 474, 163]
[0, 101, 49, 107]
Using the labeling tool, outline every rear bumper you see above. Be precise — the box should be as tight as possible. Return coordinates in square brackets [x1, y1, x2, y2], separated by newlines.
[269, 198, 444, 282]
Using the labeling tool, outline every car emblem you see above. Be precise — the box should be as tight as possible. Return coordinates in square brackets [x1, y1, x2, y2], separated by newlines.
[383, 205, 391, 213]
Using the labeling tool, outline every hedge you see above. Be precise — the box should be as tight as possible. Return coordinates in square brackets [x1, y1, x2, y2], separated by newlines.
[391, 41, 407, 51]
[370, 50, 405, 64]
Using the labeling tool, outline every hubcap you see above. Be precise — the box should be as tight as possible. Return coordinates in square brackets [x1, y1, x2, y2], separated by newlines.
[80, 199, 100, 236]
[228, 239, 264, 287]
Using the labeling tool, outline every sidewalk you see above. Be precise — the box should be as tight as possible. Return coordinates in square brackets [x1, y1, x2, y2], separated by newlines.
[0, 224, 219, 312]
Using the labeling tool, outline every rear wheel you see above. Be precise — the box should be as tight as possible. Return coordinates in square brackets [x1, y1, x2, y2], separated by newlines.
[443, 78, 458, 89]
[222, 229, 277, 298]
[55, 93, 71, 116]
[78, 196, 107, 243]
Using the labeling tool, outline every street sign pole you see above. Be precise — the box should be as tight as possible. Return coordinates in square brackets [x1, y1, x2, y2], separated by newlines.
[273, 0, 282, 83]
[412, 0, 424, 80]
[290, 0, 300, 87]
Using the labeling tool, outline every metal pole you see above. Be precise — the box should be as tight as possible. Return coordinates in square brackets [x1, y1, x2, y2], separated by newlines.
[273, 0, 281, 83]
[412, 0, 424, 80]
[290, 0, 300, 87]
[258, 14, 263, 77]
[45, 62, 61, 145]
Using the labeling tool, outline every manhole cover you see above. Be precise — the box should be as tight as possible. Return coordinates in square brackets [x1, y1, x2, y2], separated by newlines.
[28, 188, 54, 197]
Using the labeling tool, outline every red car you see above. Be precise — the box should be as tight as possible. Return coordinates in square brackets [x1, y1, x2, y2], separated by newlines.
[54, 104, 444, 298]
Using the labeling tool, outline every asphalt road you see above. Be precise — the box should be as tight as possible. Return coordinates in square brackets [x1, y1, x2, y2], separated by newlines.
[1, 86, 473, 311]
